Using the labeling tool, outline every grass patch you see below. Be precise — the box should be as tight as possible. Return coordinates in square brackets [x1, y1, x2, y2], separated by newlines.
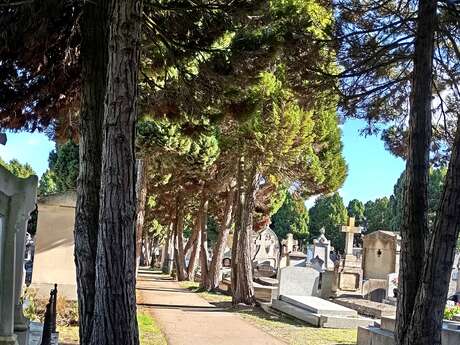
[138, 310, 168, 345]
[180, 281, 232, 303]
[55, 310, 166, 345]
[57, 325, 79, 345]
[180, 281, 357, 345]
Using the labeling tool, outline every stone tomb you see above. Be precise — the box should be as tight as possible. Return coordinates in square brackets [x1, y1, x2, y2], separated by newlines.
[251, 227, 280, 278]
[30, 192, 77, 300]
[358, 316, 460, 345]
[362, 231, 400, 280]
[0, 165, 38, 345]
[271, 266, 373, 328]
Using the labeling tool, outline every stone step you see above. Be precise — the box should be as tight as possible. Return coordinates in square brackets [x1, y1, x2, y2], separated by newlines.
[280, 295, 358, 317]
[380, 316, 396, 332]
[357, 325, 395, 345]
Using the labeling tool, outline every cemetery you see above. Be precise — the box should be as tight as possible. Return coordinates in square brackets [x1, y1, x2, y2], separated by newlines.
[3, 168, 460, 345]
[2, 1, 460, 345]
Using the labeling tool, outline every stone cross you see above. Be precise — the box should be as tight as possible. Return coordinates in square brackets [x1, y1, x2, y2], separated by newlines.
[341, 217, 362, 257]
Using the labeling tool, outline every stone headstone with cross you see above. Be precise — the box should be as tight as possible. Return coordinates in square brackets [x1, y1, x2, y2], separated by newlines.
[251, 227, 280, 278]
[312, 227, 334, 270]
[0, 164, 38, 345]
[341, 217, 362, 260]
[337, 217, 363, 291]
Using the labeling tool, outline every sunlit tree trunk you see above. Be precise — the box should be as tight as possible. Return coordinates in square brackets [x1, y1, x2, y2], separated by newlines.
[207, 188, 234, 291]
[187, 219, 201, 281]
[174, 194, 188, 281]
[232, 157, 257, 305]
[162, 223, 174, 274]
[199, 190, 210, 288]
[135, 159, 147, 274]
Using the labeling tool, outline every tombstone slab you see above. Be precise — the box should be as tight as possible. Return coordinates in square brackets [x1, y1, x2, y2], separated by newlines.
[280, 295, 357, 317]
[278, 266, 320, 297]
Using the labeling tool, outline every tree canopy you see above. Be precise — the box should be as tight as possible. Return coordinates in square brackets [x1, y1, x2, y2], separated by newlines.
[0, 157, 35, 178]
[309, 192, 348, 251]
[271, 192, 309, 242]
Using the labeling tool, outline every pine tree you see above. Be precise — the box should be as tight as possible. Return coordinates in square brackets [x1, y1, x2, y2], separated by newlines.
[309, 193, 348, 251]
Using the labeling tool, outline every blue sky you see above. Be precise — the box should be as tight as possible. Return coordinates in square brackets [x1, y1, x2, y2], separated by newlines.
[339, 119, 405, 204]
[0, 118, 405, 206]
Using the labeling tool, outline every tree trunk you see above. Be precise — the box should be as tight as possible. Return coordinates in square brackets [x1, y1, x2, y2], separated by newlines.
[232, 158, 257, 305]
[135, 159, 148, 274]
[161, 223, 173, 274]
[74, 1, 108, 344]
[174, 194, 188, 281]
[90, 0, 141, 344]
[184, 216, 200, 256]
[141, 236, 149, 267]
[404, 123, 460, 344]
[186, 219, 201, 281]
[395, 0, 436, 343]
[199, 190, 210, 288]
[207, 188, 235, 291]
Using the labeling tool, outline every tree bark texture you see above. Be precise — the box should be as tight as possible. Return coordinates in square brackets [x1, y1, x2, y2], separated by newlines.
[207, 188, 234, 291]
[186, 219, 201, 281]
[184, 216, 200, 256]
[395, 0, 436, 343]
[174, 194, 188, 281]
[90, 0, 142, 344]
[404, 120, 460, 344]
[199, 190, 210, 288]
[135, 159, 148, 274]
[74, 1, 108, 344]
[232, 158, 257, 305]
[161, 223, 174, 274]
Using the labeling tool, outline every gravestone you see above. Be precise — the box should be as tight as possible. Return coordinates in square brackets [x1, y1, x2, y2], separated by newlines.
[386, 272, 398, 299]
[312, 227, 334, 270]
[278, 266, 321, 297]
[0, 165, 38, 345]
[252, 227, 280, 278]
[338, 217, 363, 291]
[280, 233, 298, 268]
[362, 230, 400, 280]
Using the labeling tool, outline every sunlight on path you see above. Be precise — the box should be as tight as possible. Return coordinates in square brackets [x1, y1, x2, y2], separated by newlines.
[136, 270, 284, 345]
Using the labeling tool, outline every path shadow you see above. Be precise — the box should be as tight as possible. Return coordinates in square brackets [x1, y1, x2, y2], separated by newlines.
[136, 287, 194, 294]
[138, 302, 227, 312]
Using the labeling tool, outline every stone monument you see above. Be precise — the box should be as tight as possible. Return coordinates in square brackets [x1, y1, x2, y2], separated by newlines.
[0, 165, 38, 345]
[337, 217, 364, 291]
[312, 227, 334, 270]
[362, 230, 400, 280]
[251, 227, 280, 278]
[280, 233, 298, 268]
[31, 192, 78, 300]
